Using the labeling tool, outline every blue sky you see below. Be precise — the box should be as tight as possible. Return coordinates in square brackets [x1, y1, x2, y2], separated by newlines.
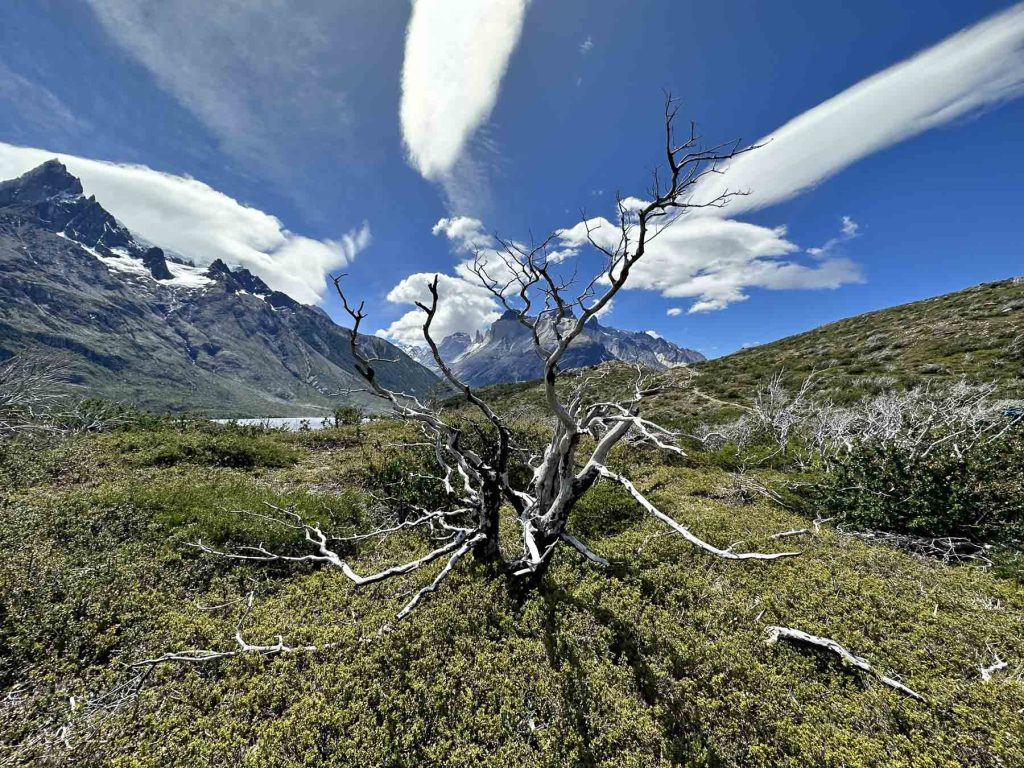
[1, 0, 1022, 357]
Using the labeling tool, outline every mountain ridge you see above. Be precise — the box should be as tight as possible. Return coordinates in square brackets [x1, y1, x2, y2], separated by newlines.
[405, 309, 705, 387]
[0, 161, 439, 415]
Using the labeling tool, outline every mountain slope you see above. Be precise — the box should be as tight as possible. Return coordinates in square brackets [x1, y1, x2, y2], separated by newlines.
[408, 310, 704, 387]
[0, 161, 438, 415]
[474, 277, 1024, 427]
[694, 277, 1024, 404]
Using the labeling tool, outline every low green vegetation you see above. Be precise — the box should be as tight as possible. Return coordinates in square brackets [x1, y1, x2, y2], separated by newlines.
[818, 429, 1024, 545]
[109, 423, 301, 469]
[693, 277, 1024, 405]
[2, 416, 1022, 767]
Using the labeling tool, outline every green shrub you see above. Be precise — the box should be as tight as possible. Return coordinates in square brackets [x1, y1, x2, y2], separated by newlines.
[361, 447, 451, 514]
[569, 480, 645, 538]
[333, 405, 363, 426]
[818, 429, 1024, 544]
[123, 429, 299, 469]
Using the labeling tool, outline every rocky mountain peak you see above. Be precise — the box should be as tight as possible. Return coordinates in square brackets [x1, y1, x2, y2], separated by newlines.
[0, 160, 140, 260]
[206, 259, 233, 278]
[0, 164, 440, 415]
[205, 259, 275, 297]
[0, 159, 83, 206]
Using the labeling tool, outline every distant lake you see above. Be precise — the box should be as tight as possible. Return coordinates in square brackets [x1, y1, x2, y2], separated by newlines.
[213, 417, 335, 431]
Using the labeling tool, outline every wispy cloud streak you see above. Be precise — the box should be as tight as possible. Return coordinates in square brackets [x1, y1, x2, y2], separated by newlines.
[84, 0, 354, 183]
[695, 3, 1024, 215]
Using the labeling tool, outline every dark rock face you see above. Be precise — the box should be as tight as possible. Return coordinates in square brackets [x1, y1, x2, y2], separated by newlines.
[0, 159, 83, 204]
[142, 247, 173, 280]
[409, 311, 705, 387]
[206, 259, 274, 296]
[0, 162, 438, 415]
[0, 160, 137, 255]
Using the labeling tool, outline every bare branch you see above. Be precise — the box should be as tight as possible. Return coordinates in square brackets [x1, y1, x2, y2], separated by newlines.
[593, 465, 800, 561]
[560, 532, 611, 567]
[765, 625, 927, 703]
[130, 592, 335, 668]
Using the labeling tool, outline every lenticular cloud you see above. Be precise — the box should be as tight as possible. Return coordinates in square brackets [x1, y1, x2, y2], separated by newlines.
[400, 0, 527, 180]
[693, 2, 1024, 216]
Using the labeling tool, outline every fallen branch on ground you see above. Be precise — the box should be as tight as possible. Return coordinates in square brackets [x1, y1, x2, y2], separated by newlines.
[130, 591, 339, 668]
[765, 625, 926, 703]
[770, 528, 811, 539]
[980, 649, 1009, 682]
[835, 526, 994, 568]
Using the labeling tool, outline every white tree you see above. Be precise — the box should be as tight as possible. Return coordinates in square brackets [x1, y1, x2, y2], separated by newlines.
[183, 99, 799, 627]
[0, 354, 67, 436]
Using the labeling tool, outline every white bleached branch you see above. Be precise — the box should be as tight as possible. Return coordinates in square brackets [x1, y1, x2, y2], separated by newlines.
[130, 591, 334, 668]
[765, 625, 926, 702]
[980, 649, 1009, 682]
[593, 465, 800, 561]
[560, 532, 611, 567]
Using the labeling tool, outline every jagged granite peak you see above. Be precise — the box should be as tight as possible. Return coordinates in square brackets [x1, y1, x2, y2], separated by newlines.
[0, 164, 439, 415]
[417, 311, 705, 386]
[406, 332, 473, 373]
[205, 258, 233, 278]
[205, 259, 276, 296]
[0, 159, 83, 204]
[439, 332, 473, 359]
[0, 160, 138, 258]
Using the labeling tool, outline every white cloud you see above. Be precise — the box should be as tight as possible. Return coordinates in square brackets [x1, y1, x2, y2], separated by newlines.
[379, 272, 500, 347]
[580, 36, 594, 54]
[433, 215, 540, 289]
[400, 0, 527, 209]
[841, 215, 859, 238]
[593, 298, 614, 319]
[390, 206, 863, 332]
[644, 330, 661, 339]
[84, 0, 354, 180]
[382, 211, 575, 345]
[557, 214, 863, 312]
[692, 3, 1024, 215]
[379, 216, 511, 345]
[431, 216, 493, 252]
[0, 143, 367, 304]
[807, 215, 859, 257]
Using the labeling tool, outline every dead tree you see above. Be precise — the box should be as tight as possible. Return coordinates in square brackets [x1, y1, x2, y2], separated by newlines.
[0, 354, 67, 436]
[193, 98, 800, 623]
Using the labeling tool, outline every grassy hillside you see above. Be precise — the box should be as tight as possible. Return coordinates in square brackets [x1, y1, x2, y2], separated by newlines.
[697, 277, 1024, 402]
[2, 420, 1023, 767]
[476, 277, 1024, 430]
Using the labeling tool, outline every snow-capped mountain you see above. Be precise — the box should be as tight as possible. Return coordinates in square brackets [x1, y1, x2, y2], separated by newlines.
[0, 161, 438, 415]
[405, 310, 705, 387]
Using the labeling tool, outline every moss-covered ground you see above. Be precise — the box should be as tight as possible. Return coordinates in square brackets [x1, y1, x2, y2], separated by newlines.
[1, 420, 1022, 767]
